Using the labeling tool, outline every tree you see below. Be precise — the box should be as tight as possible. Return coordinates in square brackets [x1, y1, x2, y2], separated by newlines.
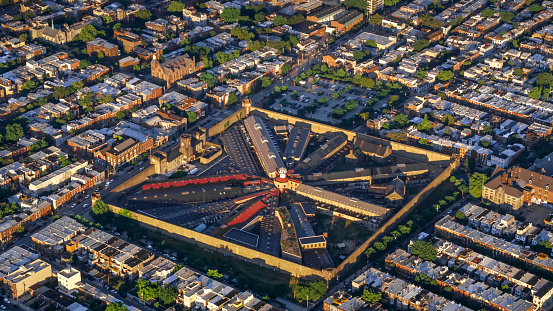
[200, 72, 217, 88]
[159, 285, 179, 304]
[281, 63, 292, 75]
[363, 40, 377, 49]
[106, 302, 129, 311]
[344, 0, 367, 10]
[394, 114, 409, 128]
[295, 281, 327, 303]
[361, 289, 381, 304]
[136, 279, 159, 302]
[513, 68, 524, 77]
[413, 39, 429, 52]
[221, 7, 240, 22]
[92, 200, 109, 216]
[187, 111, 198, 123]
[482, 125, 493, 135]
[437, 70, 454, 82]
[102, 14, 114, 24]
[230, 27, 254, 41]
[168, 1, 184, 13]
[79, 25, 99, 42]
[464, 157, 476, 173]
[415, 70, 427, 80]
[455, 210, 466, 220]
[97, 52, 105, 59]
[261, 77, 271, 88]
[344, 100, 358, 111]
[499, 11, 515, 22]
[529, 3, 544, 12]
[410, 241, 437, 261]
[364, 247, 376, 258]
[113, 23, 123, 30]
[399, 225, 411, 235]
[528, 87, 542, 100]
[254, 12, 266, 23]
[481, 8, 496, 18]
[228, 93, 238, 105]
[273, 15, 288, 26]
[441, 114, 455, 125]
[116, 111, 126, 120]
[5, 123, 23, 142]
[78, 59, 91, 70]
[207, 269, 223, 279]
[369, 13, 382, 25]
[469, 172, 488, 198]
[135, 9, 152, 21]
[416, 115, 432, 132]
[536, 72, 553, 88]
[18, 33, 27, 42]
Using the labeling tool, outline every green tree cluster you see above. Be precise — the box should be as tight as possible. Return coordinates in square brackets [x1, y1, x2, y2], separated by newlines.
[294, 281, 326, 303]
[410, 240, 437, 261]
[469, 172, 488, 198]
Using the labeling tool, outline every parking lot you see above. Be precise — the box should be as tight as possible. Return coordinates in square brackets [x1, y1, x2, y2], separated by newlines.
[270, 80, 376, 124]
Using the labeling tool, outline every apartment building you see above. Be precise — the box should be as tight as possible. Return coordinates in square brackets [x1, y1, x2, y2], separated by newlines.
[87, 38, 119, 58]
[105, 138, 140, 169]
[4, 259, 52, 298]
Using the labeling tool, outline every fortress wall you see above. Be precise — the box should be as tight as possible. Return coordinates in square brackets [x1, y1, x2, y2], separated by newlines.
[111, 165, 156, 193]
[332, 156, 460, 279]
[207, 108, 247, 137]
[107, 203, 333, 280]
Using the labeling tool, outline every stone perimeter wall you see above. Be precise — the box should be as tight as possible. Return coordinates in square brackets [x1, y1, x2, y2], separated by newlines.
[107, 203, 332, 280]
[105, 105, 458, 283]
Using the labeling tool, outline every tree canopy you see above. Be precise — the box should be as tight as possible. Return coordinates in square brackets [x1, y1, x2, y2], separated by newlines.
[221, 7, 241, 23]
[437, 70, 454, 82]
[135, 9, 152, 21]
[168, 1, 185, 13]
[79, 25, 100, 42]
[410, 240, 437, 261]
[207, 269, 223, 279]
[5, 123, 24, 142]
[413, 39, 430, 52]
[92, 200, 109, 216]
[369, 13, 382, 25]
[481, 8, 497, 18]
[106, 302, 129, 311]
[344, 0, 367, 11]
[499, 11, 514, 22]
[295, 281, 327, 303]
[469, 172, 488, 198]
[361, 289, 381, 304]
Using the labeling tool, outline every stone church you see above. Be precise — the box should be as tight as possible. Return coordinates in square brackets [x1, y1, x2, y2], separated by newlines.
[151, 54, 198, 88]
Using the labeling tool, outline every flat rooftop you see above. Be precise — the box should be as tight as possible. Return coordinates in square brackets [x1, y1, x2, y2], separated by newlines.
[223, 228, 259, 248]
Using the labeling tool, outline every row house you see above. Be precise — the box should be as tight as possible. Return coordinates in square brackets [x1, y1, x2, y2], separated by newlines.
[352, 268, 470, 311]
[46, 167, 105, 209]
[435, 216, 553, 275]
[0, 199, 51, 243]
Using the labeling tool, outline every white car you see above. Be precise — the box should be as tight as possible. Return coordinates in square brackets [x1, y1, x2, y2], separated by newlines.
[83, 204, 89, 208]
[114, 232, 121, 236]
[140, 167, 145, 171]
[71, 204, 76, 208]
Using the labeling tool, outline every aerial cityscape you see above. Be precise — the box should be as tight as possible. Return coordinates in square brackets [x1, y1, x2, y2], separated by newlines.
[0, 0, 553, 309]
